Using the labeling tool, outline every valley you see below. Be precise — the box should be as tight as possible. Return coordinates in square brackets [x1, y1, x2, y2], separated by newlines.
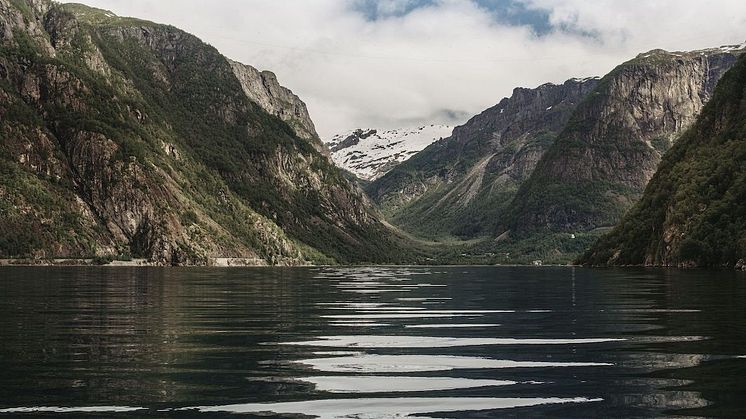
[4, 3, 746, 418]
[1, 0, 746, 269]
[359, 47, 746, 266]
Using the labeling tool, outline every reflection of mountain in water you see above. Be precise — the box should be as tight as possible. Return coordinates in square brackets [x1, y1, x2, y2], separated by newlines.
[1, 267, 743, 416]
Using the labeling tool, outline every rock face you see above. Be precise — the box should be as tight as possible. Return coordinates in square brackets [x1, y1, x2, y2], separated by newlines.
[326, 125, 454, 181]
[229, 61, 323, 149]
[0, 0, 410, 265]
[366, 78, 599, 238]
[581, 54, 746, 268]
[506, 47, 744, 236]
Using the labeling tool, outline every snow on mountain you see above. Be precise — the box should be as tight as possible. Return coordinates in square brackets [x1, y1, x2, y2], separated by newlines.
[326, 125, 454, 180]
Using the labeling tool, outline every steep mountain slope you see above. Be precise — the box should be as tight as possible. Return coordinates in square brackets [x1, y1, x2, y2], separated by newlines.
[0, 0, 411, 265]
[581, 55, 746, 268]
[230, 60, 325, 153]
[326, 125, 453, 181]
[366, 78, 599, 238]
[505, 47, 744, 238]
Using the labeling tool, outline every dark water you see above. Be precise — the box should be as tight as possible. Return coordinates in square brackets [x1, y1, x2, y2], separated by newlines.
[1, 267, 746, 418]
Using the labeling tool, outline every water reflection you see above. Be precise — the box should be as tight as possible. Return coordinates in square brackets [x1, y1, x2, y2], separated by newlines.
[299, 376, 519, 393]
[184, 396, 601, 418]
[404, 323, 501, 329]
[286, 335, 624, 348]
[294, 354, 612, 373]
[0, 266, 745, 417]
[328, 322, 391, 327]
[256, 267, 622, 418]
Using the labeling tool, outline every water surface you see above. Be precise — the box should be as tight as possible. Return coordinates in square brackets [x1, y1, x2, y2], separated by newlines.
[1, 266, 745, 417]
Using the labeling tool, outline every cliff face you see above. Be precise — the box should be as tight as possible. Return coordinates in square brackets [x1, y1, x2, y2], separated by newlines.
[366, 78, 599, 238]
[506, 48, 743, 235]
[581, 55, 746, 268]
[229, 61, 323, 150]
[0, 0, 409, 265]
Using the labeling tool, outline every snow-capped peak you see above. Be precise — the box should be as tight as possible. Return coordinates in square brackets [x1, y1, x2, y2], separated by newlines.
[325, 125, 454, 180]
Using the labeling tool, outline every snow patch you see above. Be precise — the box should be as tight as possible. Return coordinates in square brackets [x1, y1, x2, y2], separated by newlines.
[719, 42, 746, 52]
[325, 125, 454, 180]
[571, 76, 600, 83]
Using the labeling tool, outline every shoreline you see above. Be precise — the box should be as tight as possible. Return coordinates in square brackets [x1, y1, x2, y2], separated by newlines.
[0, 258, 154, 267]
[3, 259, 743, 270]
[0, 258, 578, 268]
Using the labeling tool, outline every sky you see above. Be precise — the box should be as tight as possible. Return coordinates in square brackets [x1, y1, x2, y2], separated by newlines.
[69, 0, 746, 138]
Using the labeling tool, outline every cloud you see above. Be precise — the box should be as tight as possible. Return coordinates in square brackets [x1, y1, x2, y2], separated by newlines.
[355, 0, 437, 19]
[66, 1, 746, 138]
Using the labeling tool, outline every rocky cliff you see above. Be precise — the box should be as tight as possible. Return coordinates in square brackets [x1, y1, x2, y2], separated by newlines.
[506, 47, 744, 236]
[581, 54, 746, 268]
[366, 78, 599, 238]
[0, 0, 411, 265]
[229, 60, 323, 151]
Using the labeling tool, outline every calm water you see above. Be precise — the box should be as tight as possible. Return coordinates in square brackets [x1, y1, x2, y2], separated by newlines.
[1, 267, 746, 418]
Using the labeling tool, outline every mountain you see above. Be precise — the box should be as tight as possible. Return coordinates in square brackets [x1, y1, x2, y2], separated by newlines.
[326, 125, 453, 181]
[230, 60, 325, 152]
[581, 54, 746, 269]
[0, 0, 412, 265]
[366, 78, 599, 239]
[505, 46, 744, 240]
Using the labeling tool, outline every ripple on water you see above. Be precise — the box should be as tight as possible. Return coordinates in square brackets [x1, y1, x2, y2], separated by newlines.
[285, 335, 625, 348]
[313, 351, 365, 356]
[404, 323, 501, 329]
[328, 322, 391, 327]
[352, 310, 515, 314]
[300, 376, 520, 393]
[295, 354, 612, 373]
[317, 303, 392, 308]
[185, 397, 602, 418]
[323, 306, 426, 311]
[338, 289, 416, 294]
[336, 284, 446, 289]
[397, 297, 452, 302]
[322, 313, 477, 319]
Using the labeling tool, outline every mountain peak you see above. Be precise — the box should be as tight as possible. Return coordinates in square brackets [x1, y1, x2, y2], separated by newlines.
[506, 44, 744, 237]
[326, 125, 454, 180]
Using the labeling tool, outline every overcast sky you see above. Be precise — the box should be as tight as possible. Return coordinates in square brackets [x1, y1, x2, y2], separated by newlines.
[69, 0, 746, 138]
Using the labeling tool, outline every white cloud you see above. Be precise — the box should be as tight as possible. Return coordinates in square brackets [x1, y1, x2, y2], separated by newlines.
[66, 0, 746, 138]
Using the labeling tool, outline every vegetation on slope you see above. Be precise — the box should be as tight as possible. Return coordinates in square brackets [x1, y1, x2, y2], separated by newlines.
[367, 80, 598, 242]
[0, 0, 414, 264]
[504, 50, 739, 237]
[581, 55, 746, 268]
